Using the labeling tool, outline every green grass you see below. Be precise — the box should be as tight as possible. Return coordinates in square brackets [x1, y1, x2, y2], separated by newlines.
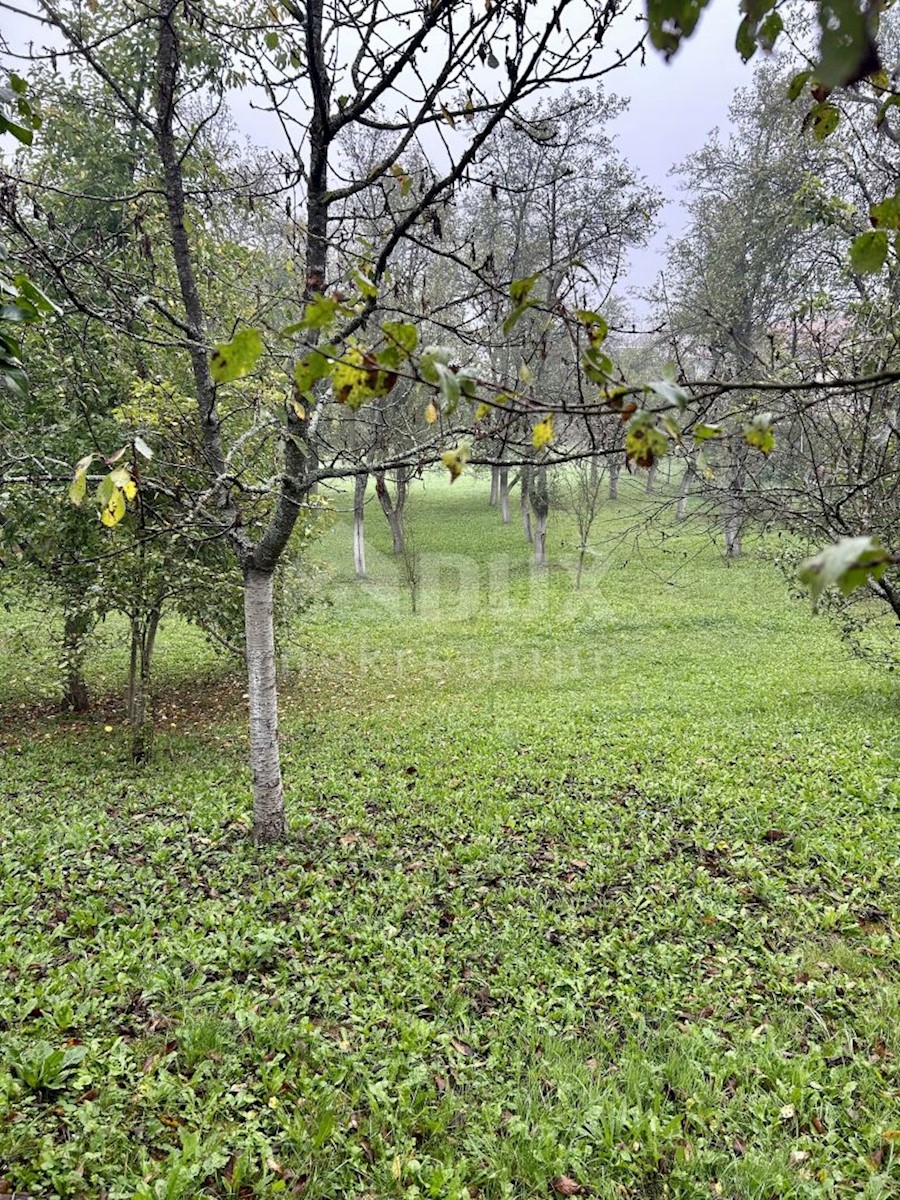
[1, 472, 898, 1199]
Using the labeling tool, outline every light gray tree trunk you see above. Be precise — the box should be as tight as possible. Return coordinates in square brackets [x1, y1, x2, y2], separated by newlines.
[533, 512, 548, 565]
[489, 464, 500, 507]
[499, 465, 510, 524]
[243, 568, 285, 842]
[353, 473, 368, 577]
[608, 455, 621, 500]
[645, 460, 659, 494]
[521, 461, 533, 543]
[530, 463, 549, 566]
[677, 458, 695, 521]
[576, 547, 587, 589]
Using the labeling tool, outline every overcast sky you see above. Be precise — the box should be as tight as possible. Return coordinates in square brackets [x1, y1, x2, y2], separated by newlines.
[611, 4, 755, 320]
[2, 1, 759, 319]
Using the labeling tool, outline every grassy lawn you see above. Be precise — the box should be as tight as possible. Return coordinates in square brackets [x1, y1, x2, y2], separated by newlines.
[1, 474, 898, 1199]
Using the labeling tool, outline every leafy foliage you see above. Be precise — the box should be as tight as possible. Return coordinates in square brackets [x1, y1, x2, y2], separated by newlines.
[799, 535, 892, 610]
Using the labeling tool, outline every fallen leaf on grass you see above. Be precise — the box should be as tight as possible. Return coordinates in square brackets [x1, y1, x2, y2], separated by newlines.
[553, 1177, 583, 1196]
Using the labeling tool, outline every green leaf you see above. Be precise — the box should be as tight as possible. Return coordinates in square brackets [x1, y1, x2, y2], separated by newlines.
[757, 10, 783, 51]
[744, 412, 775, 456]
[787, 70, 813, 101]
[419, 345, 453, 386]
[299, 293, 340, 331]
[575, 310, 609, 348]
[798, 535, 891, 610]
[381, 321, 418, 357]
[509, 273, 541, 306]
[693, 422, 722, 443]
[582, 346, 614, 385]
[294, 346, 335, 393]
[808, 102, 841, 140]
[849, 229, 888, 274]
[0, 114, 33, 145]
[645, 379, 688, 410]
[502, 302, 533, 336]
[646, 0, 713, 58]
[876, 93, 900, 129]
[816, 0, 880, 90]
[868, 192, 900, 230]
[69, 453, 93, 507]
[735, 15, 758, 62]
[625, 410, 669, 468]
[265, 31, 279, 49]
[353, 269, 378, 300]
[210, 328, 264, 383]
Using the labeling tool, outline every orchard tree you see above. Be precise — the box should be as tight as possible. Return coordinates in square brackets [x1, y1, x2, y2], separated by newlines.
[7, 0, 652, 840]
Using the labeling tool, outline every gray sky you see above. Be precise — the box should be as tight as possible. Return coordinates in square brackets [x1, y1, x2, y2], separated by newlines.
[2, 0, 757, 320]
[611, 5, 754, 320]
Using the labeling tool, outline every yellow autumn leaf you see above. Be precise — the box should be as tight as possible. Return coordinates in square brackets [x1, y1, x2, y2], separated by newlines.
[100, 486, 126, 527]
[123, 479, 138, 501]
[424, 401, 439, 424]
[475, 402, 490, 420]
[441, 443, 469, 482]
[532, 414, 554, 449]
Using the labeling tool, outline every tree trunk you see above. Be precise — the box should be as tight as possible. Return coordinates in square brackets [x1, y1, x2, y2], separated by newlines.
[608, 455, 621, 500]
[576, 547, 586, 590]
[724, 514, 743, 559]
[128, 608, 160, 764]
[521, 461, 533, 543]
[530, 463, 549, 567]
[489, 463, 500, 507]
[353, 473, 368, 577]
[499, 466, 510, 524]
[724, 444, 747, 559]
[589, 456, 599, 491]
[533, 511, 548, 566]
[244, 568, 285, 842]
[60, 608, 90, 713]
[375, 471, 405, 554]
[645, 460, 659, 494]
[677, 459, 694, 521]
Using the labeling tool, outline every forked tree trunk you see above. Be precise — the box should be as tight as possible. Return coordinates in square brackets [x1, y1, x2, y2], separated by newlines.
[128, 608, 160, 764]
[608, 455, 621, 500]
[375, 471, 406, 554]
[244, 568, 285, 842]
[499, 466, 510, 524]
[353, 473, 368, 577]
[489, 464, 500, 507]
[61, 608, 90, 713]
